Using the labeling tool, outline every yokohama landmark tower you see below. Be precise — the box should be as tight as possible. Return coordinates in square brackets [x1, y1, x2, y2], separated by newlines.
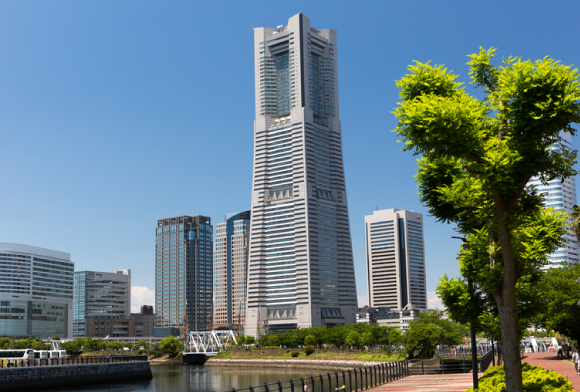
[246, 13, 358, 336]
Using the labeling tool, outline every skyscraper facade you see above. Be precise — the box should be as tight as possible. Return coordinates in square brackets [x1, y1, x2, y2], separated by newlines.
[155, 215, 213, 333]
[246, 14, 358, 336]
[73, 269, 131, 337]
[529, 131, 579, 267]
[0, 242, 74, 338]
[213, 210, 250, 331]
[364, 209, 427, 310]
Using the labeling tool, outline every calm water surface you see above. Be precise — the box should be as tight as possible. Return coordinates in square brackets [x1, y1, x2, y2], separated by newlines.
[38, 365, 324, 392]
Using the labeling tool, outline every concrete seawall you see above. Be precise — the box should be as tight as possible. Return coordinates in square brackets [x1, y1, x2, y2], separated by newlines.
[0, 362, 152, 392]
[206, 358, 384, 371]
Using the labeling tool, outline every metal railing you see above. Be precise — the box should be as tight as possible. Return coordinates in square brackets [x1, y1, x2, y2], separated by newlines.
[0, 355, 148, 368]
[217, 362, 409, 392]
[407, 348, 495, 375]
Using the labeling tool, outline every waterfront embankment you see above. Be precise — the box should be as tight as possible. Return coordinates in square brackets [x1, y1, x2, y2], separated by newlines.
[207, 358, 386, 370]
[0, 361, 152, 392]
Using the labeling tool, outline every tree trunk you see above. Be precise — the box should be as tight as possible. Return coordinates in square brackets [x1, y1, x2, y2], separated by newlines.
[493, 195, 524, 392]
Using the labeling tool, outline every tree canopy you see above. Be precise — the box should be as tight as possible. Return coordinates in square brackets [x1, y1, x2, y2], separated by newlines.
[393, 47, 580, 392]
[537, 262, 580, 344]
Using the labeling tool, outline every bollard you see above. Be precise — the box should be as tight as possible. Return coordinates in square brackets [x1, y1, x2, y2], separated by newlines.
[442, 358, 445, 375]
[421, 360, 424, 375]
[249, 386, 254, 392]
[290, 379, 295, 392]
[354, 368, 358, 392]
[319, 374, 324, 392]
[348, 370, 352, 392]
[264, 383, 269, 392]
[277, 380, 283, 392]
[310, 376, 315, 392]
[300, 378, 305, 392]
[327, 373, 332, 392]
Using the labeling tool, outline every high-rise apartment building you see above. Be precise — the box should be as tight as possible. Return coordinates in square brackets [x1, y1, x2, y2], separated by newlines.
[365, 209, 427, 310]
[529, 131, 579, 267]
[0, 242, 74, 338]
[73, 269, 131, 337]
[214, 211, 250, 331]
[246, 14, 358, 336]
[155, 215, 213, 333]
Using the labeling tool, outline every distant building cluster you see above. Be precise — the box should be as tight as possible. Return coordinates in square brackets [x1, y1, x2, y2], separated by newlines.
[2, 13, 576, 340]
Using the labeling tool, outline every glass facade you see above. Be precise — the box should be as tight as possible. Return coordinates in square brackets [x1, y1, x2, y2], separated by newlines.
[73, 270, 131, 337]
[528, 132, 579, 267]
[248, 14, 358, 336]
[0, 243, 73, 338]
[155, 216, 213, 333]
[214, 211, 250, 331]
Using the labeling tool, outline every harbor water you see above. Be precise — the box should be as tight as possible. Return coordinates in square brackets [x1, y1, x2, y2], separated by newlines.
[31, 365, 325, 392]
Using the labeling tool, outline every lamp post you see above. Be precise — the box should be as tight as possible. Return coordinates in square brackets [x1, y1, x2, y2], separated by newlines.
[452, 236, 478, 390]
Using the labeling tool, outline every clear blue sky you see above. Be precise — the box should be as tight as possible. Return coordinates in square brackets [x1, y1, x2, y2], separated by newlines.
[2, 0, 580, 310]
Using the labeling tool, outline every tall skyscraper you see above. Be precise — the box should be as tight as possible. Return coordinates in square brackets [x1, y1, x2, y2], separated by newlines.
[246, 14, 358, 336]
[213, 210, 251, 332]
[529, 131, 579, 267]
[0, 242, 74, 338]
[365, 209, 427, 310]
[155, 215, 213, 334]
[73, 269, 131, 337]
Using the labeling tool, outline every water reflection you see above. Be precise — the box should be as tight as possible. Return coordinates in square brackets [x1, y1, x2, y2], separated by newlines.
[35, 365, 324, 392]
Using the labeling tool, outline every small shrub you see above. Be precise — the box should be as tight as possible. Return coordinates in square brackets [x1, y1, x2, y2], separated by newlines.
[214, 351, 231, 359]
[466, 364, 573, 392]
[304, 345, 315, 356]
[291, 351, 300, 357]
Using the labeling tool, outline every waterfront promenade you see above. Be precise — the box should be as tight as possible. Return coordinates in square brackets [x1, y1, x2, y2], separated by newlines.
[525, 352, 579, 390]
[369, 373, 475, 392]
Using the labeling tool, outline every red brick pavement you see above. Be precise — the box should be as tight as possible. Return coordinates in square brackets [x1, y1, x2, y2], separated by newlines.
[524, 352, 579, 390]
[370, 373, 475, 392]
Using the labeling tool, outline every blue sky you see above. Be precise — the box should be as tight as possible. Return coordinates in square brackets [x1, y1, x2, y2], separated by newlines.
[2, 1, 580, 311]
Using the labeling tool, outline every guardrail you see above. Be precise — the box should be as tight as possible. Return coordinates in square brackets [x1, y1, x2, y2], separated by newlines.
[407, 349, 494, 375]
[0, 355, 148, 368]
[217, 362, 409, 392]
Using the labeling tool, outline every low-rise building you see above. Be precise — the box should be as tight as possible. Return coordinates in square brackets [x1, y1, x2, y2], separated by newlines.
[356, 304, 421, 330]
[131, 305, 155, 337]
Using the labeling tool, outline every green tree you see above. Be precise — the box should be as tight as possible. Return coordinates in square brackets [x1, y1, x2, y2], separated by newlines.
[236, 335, 246, 345]
[393, 47, 580, 392]
[245, 336, 255, 345]
[408, 311, 467, 347]
[160, 336, 184, 357]
[304, 335, 317, 347]
[61, 339, 83, 355]
[405, 324, 439, 358]
[537, 262, 580, 343]
[345, 331, 360, 348]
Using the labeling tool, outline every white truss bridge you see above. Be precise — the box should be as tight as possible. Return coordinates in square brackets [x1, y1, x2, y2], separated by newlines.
[183, 330, 237, 357]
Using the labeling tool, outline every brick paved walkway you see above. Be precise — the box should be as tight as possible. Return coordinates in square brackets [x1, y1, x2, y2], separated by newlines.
[370, 373, 476, 391]
[524, 352, 579, 390]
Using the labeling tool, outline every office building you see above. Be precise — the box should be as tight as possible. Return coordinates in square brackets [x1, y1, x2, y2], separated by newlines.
[246, 14, 358, 336]
[529, 131, 579, 267]
[131, 305, 155, 337]
[0, 242, 74, 338]
[365, 209, 427, 310]
[155, 215, 213, 333]
[214, 210, 250, 331]
[73, 269, 131, 337]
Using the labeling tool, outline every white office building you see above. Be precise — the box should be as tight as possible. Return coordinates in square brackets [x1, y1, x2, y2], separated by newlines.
[0, 242, 74, 338]
[364, 209, 427, 310]
[528, 131, 579, 267]
[246, 13, 358, 336]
